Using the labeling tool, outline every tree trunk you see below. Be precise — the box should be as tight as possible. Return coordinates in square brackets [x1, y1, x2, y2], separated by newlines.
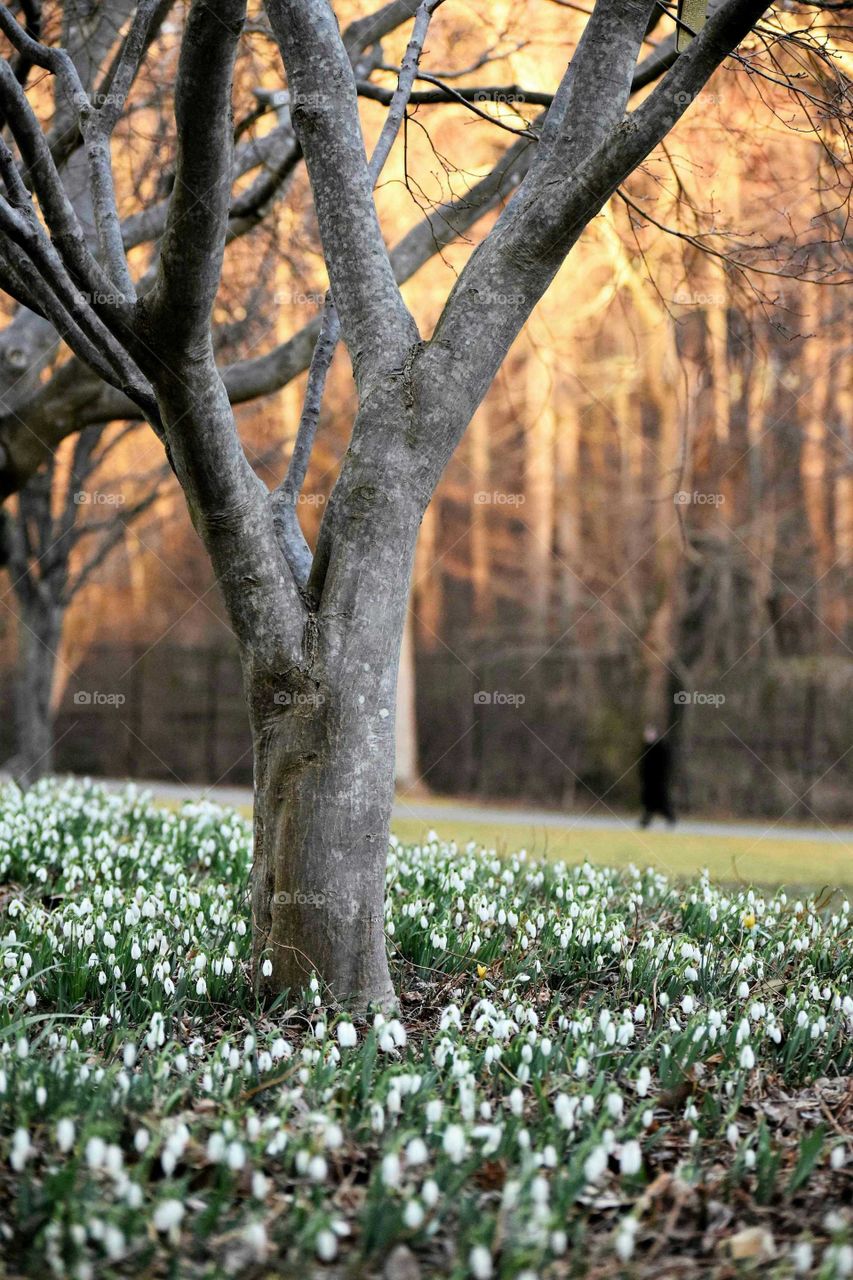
[13, 595, 62, 785]
[250, 689, 397, 1011]
[248, 395, 421, 1012]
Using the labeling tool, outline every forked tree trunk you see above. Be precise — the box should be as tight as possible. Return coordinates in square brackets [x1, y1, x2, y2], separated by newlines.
[104, 0, 766, 1017]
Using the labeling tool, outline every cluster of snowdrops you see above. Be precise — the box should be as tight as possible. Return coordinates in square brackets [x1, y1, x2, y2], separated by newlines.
[0, 778, 852, 1277]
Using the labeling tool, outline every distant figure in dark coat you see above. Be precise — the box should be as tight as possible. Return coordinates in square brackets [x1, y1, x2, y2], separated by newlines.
[639, 725, 676, 827]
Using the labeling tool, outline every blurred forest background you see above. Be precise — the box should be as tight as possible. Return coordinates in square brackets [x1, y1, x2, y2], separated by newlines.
[1, 0, 851, 820]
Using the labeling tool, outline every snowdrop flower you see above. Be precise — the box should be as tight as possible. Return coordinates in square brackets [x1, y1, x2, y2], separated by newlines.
[792, 1242, 813, 1274]
[619, 1140, 642, 1177]
[153, 1199, 184, 1233]
[270, 1037, 291, 1061]
[324, 1123, 344, 1150]
[469, 1245, 493, 1279]
[56, 1118, 75, 1153]
[583, 1144, 608, 1184]
[85, 1136, 106, 1169]
[606, 1092, 624, 1120]
[207, 1133, 226, 1162]
[615, 1215, 638, 1262]
[251, 1171, 269, 1199]
[103, 1224, 125, 1260]
[381, 1152, 402, 1188]
[388, 1019, 407, 1047]
[551, 1229, 567, 1255]
[10, 1128, 32, 1171]
[404, 1199, 425, 1229]
[337, 1021, 358, 1048]
[242, 1222, 268, 1262]
[315, 1229, 337, 1261]
[406, 1137, 429, 1166]
[443, 1124, 466, 1163]
[554, 1093, 578, 1129]
[426, 1099, 443, 1125]
[227, 1140, 246, 1171]
[825, 1244, 853, 1278]
[740, 1044, 755, 1070]
[418, 1178, 440, 1209]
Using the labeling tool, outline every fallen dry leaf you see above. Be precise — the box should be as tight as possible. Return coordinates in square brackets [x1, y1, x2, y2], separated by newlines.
[723, 1226, 776, 1263]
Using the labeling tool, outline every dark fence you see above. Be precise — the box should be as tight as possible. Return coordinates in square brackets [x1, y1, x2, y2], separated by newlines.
[1, 641, 851, 821]
[415, 646, 853, 822]
[5, 643, 254, 787]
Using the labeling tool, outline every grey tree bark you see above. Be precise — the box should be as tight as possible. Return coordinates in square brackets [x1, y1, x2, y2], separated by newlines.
[0, 0, 780, 1007]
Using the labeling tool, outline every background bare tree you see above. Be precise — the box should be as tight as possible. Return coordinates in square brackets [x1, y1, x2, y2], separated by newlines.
[3, 421, 169, 783]
[0, 0, 849, 1008]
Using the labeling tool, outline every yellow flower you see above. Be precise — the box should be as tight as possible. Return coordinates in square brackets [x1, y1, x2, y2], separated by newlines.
[476, 964, 488, 980]
[743, 912, 756, 930]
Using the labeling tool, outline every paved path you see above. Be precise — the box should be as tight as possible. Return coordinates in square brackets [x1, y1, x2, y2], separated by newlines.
[89, 777, 853, 845]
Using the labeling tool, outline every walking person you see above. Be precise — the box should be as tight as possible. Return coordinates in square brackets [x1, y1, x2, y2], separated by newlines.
[638, 725, 676, 827]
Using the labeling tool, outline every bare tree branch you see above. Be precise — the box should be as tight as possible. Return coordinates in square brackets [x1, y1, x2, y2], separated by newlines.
[355, 76, 554, 110]
[270, 0, 442, 586]
[0, 3, 136, 300]
[135, 0, 305, 665]
[0, 17, 684, 498]
[64, 469, 170, 602]
[265, 0, 419, 388]
[0, 133, 157, 416]
[145, 0, 246, 352]
[421, 0, 769, 454]
[0, 59, 132, 322]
